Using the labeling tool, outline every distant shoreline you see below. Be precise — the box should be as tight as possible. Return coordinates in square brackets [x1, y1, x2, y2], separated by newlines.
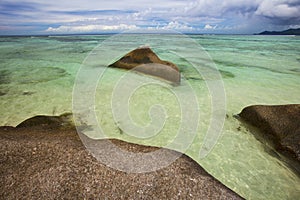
[256, 28, 300, 35]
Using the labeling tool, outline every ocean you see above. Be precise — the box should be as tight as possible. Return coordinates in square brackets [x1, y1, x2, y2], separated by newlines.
[1, 33, 299, 199]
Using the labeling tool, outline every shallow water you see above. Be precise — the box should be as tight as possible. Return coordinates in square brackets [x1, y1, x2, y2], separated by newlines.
[1, 34, 300, 199]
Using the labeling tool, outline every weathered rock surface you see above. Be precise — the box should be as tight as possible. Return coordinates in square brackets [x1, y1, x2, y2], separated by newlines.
[0, 115, 242, 199]
[238, 104, 300, 163]
[109, 47, 181, 84]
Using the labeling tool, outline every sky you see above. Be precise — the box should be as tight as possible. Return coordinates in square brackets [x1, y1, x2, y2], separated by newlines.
[0, 0, 300, 35]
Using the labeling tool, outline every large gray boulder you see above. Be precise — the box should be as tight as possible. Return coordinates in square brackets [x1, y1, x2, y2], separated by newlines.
[238, 104, 300, 163]
[109, 47, 181, 85]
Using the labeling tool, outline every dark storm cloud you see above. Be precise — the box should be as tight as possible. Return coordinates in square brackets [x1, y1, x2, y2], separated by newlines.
[255, 0, 300, 21]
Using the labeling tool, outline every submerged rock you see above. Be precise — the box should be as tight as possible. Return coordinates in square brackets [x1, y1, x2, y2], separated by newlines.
[108, 47, 181, 84]
[238, 104, 300, 164]
[0, 91, 6, 96]
[16, 113, 73, 128]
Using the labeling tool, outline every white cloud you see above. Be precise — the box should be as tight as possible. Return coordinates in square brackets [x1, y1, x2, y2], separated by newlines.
[162, 21, 194, 30]
[289, 24, 300, 29]
[46, 24, 138, 33]
[204, 24, 216, 30]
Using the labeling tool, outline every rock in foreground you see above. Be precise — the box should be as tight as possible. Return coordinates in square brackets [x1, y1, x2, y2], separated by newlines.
[238, 104, 300, 164]
[109, 47, 181, 84]
[0, 115, 242, 199]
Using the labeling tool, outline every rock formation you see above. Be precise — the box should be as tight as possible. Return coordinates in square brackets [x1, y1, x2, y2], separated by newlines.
[238, 104, 300, 164]
[108, 47, 181, 85]
[0, 115, 241, 199]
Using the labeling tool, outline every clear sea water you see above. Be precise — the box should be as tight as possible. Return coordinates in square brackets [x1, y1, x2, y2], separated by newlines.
[1, 34, 300, 199]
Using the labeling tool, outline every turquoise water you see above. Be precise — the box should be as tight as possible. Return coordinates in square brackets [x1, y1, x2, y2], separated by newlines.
[1, 34, 300, 199]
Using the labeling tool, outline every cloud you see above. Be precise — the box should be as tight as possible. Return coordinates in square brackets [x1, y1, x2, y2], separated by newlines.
[255, 0, 300, 19]
[204, 24, 216, 30]
[289, 24, 300, 29]
[46, 21, 194, 33]
[184, 0, 260, 17]
[162, 21, 194, 30]
[253, 0, 300, 27]
[46, 24, 138, 33]
[1, 0, 300, 35]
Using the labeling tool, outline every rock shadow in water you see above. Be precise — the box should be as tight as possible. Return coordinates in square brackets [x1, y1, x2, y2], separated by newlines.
[0, 67, 68, 85]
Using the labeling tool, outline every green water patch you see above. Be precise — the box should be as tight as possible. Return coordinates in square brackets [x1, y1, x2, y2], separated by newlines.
[0, 67, 68, 85]
[176, 57, 192, 72]
[48, 36, 103, 43]
[0, 70, 10, 95]
[15, 67, 68, 84]
[176, 57, 235, 80]
[220, 70, 235, 78]
[0, 70, 11, 85]
[214, 59, 300, 76]
[21, 90, 36, 96]
[0, 89, 7, 96]
[290, 68, 300, 73]
[185, 70, 234, 81]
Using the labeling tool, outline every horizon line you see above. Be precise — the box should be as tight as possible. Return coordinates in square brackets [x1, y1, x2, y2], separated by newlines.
[0, 32, 259, 37]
